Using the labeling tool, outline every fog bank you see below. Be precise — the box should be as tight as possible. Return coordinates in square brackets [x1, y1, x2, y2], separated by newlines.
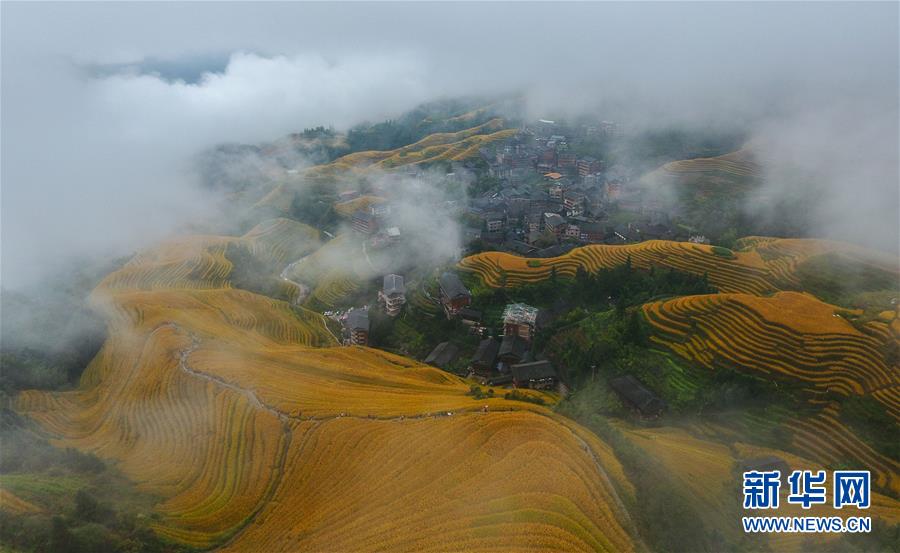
[2, 2, 897, 288]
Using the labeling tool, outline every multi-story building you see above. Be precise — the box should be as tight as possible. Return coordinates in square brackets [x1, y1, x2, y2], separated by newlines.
[438, 272, 472, 318]
[352, 209, 377, 234]
[502, 303, 540, 342]
[378, 274, 406, 317]
[577, 157, 603, 177]
[344, 308, 370, 346]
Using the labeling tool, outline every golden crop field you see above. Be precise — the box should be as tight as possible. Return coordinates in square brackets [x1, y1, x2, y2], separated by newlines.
[641, 291, 900, 494]
[662, 148, 760, 177]
[14, 232, 638, 551]
[224, 412, 635, 552]
[462, 238, 833, 294]
[642, 292, 898, 405]
[299, 118, 513, 179]
[242, 218, 321, 264]
[253, 119, 516, 213]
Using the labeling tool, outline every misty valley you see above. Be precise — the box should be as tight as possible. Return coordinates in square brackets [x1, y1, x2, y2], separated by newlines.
[2, 3, 899, 553]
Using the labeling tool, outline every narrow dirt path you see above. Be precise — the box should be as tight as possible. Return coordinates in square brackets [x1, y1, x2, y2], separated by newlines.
[279, 256, 312, 306]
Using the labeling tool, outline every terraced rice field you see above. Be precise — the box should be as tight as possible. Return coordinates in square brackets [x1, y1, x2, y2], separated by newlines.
[642, 291, 900, 494]
[14, 231, 638, 551]
[224, 412, 635, 552]
[289, 234, 369, 309]
[253, 119, 516, 213]
[462, 238, 849, 294]
[662, 148, 760, 177]
[642, 292, 898, 404]
[242, 218, 321, 264]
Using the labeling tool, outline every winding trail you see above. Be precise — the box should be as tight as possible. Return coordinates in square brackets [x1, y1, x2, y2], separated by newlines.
[279, 255, 312, 306]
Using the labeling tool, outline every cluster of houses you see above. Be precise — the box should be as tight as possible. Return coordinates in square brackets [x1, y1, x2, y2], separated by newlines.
[465, 123, 685, 257]
[469, 303, 557, 390]
[423, 288, 559, 392]
[340, 268, 667, 418]
[339, 273, 407, 346]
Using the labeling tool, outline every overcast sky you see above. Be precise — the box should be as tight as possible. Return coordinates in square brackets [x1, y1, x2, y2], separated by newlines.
[2, 2, 898, 288]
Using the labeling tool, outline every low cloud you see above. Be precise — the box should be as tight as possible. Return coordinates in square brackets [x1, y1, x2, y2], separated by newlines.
[1, 49, 432, 289]
[2, 2, 897, 289]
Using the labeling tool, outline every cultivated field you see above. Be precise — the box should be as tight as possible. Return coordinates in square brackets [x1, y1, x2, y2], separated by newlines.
[459, 237, 879, 294]
[14, 230, 638, 551]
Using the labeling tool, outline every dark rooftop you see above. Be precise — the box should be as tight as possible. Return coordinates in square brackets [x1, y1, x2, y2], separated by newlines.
[511, 360, 556, 382]
[346, 308, 369, 332]
[458, 307, 483, 321]
[439, 272, 470, 299]
[609, 375, 665, 416]
[499, 334, 528, 361]
[471, 338, 499, 367]
[424, 342, 460, 369]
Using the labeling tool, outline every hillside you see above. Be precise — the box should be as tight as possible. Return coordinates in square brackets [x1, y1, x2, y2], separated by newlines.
[460, 236, 896, 297]
[12, 227, 638, 551]
[643, 291, 900, 493]
[255, 118, 515, 213]
[462, 237, 899, 502]
[660, 147, 760, 177]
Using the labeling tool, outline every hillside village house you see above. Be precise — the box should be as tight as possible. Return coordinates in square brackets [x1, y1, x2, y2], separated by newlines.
[523, 212, 543, 233]
[563, 192, 586, 216]
[482, 212, 506, 233]
[578, 221, 606, 242]
[378, 274, 406, 317]
[498, 335, 528, 368]
[424, 341, 460, 370]
[548, 183, 565, 200]
[470, 337, 500, 376]
[352, 209, 377, 234]
[503, 303, 540, 341]
[438, 272, 471, 317]
[543, 213, 567, 236]
[343, 308, 370, 346]
[609, 375, 665, 418]
[511, 360, 557, 390]
[557, 152, 577, 170]
[576, 157, 603, 177]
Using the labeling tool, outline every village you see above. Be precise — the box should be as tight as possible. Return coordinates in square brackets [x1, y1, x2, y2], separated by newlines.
[324, 118, 695, 417]
[461, 118, 710, 258]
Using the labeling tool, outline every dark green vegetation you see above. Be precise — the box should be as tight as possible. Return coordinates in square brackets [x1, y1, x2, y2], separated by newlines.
[289, 182, 340, 234]
[376, 262, 715, 378]
[222, 242, 287, 300]
[0, 410, 188, 553]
